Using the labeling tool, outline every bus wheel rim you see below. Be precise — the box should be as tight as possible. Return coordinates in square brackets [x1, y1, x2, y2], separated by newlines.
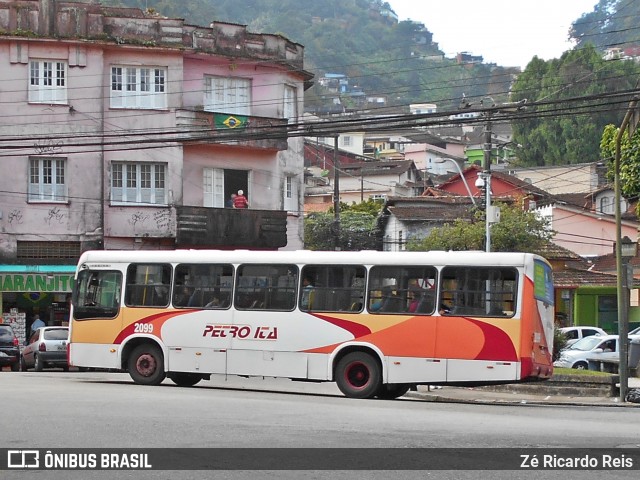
[136, 353, 157, 377]
[345, 362, 369, 389]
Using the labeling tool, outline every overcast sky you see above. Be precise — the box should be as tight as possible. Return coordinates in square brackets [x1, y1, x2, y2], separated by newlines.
[389, 0, 598, 68]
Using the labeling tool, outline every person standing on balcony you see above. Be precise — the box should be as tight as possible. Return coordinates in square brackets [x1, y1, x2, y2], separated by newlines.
[226, 193, 237, 208]
[233, 190, 249, 209]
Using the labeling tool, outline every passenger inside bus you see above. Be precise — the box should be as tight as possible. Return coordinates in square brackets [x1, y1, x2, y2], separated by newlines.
[300, 276, 315, 309]
[173, 286, 193, 307]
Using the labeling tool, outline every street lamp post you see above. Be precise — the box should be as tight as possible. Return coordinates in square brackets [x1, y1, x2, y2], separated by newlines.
[434, 159, 476, 206]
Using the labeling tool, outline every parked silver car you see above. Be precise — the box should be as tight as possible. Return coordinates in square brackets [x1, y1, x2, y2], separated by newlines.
[21, 326, 69, 371]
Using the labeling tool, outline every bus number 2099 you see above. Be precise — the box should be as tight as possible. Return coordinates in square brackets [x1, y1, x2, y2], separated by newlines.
[134, 323, 154, 334]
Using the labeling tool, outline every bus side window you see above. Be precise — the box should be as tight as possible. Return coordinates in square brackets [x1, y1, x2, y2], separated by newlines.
[440, 266, 517, 317]
[300, 265, 365, 312]
[125, 264, 172, 308]
[173, 263, 234, 309]
[368, 266, 437, 315]
[235, 264, 297, 311]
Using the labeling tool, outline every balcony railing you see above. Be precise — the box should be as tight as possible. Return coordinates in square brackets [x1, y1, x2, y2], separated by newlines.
[176, 206, 287, 249]
[176, 109, 289, 151]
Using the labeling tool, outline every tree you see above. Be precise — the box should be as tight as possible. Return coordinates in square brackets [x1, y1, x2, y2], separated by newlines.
[570, 0, 640, 52]
[407, 202, 553, 253]
[304, 200, 382, 250]
[600, 123, 640, 215]
[511, 45, 640, 166]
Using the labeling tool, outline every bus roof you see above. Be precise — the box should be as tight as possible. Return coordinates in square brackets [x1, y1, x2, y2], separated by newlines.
[77, 249, 546, 269]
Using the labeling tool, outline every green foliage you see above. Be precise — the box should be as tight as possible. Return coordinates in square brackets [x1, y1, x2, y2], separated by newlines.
[570, 0, 640, 52]
[407, 202, 553, 253]
[600, 123, 640, 215]
[304, 210, 380, 251]
[511, 45, 640, 166]
[304, 201, 382, 251]
[553, 330, 568, 362]
[330, 199, 383, 216]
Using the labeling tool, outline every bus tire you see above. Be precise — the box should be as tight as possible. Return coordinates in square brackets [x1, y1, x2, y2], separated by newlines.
[335, 352, 381, 399]
[128, 344, 166, 385]
[376, 384, 411, 400]
[168, 372, 203, 387]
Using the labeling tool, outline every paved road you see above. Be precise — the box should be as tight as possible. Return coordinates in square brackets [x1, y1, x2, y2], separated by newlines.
[3, 371, 640, 480]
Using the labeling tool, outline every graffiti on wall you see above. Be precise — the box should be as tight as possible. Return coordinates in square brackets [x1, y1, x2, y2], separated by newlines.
[153, 210, 173, 232]
[33, 139, 63, 155]
[8, 210, 23, 225]
[44, 207, 65, 225]
[128, 211, 150, 227]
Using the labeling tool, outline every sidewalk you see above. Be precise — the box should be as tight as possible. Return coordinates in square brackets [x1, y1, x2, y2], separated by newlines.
[407, 378, 640, 407]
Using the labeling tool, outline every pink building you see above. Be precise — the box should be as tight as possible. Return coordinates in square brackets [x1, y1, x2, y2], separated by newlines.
[0, 0, 312, 319]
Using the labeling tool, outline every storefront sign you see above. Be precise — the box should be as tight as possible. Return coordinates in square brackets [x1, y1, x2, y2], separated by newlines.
[0, 274, 75, 293]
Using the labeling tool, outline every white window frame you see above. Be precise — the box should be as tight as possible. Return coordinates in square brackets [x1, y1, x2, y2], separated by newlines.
[28, 157, 67, 202]
[203, 167, 226, 208]
[110, 66, 167, 109]
[111, 162, 167, 205]
[283, 84, 297, 123]
[204, 76, 251, 115]
[29, 60, 67, 104]
[599, 196, 614, 214]
[284, 175, 298, 213]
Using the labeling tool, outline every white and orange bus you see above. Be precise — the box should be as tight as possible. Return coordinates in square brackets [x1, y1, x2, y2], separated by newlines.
[68, 249, 555, 399]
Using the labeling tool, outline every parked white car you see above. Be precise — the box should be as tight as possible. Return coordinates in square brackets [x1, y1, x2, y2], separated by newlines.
[20, 326, 69, 371]
[558, 326, 607, 347]
[554, 334, 619, 370]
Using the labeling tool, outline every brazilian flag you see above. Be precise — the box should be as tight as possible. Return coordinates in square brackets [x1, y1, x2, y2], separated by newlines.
[214, 114, 247, 129]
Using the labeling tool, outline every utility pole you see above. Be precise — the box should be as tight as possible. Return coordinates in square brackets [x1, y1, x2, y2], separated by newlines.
[614, 96, 639, 402]
[482, 110, 492, 253]
[333, 136, 341, 251]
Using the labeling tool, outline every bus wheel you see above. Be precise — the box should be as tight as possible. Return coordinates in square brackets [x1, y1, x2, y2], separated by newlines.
[335, 352, 381, 399]
[128, 344, 166, 385]
[376, 384, 410, 400]
[168, 373, 203, 387]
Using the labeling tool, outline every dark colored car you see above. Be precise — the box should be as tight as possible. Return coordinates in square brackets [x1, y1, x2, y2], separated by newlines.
[21, 326, 69, 371]
[0, 324, 20, 371]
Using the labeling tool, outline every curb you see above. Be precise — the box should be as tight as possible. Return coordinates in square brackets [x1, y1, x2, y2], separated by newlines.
[405, 390, 640, 407]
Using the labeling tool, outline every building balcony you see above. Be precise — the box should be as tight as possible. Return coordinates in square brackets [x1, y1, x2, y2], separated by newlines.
[176, 109, 289, 151]
[175, 206, 287, 249]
